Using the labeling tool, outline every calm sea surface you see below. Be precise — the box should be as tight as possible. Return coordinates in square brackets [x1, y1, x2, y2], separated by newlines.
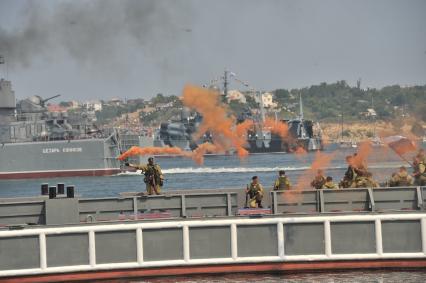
[0, 146, 424, 282]
[0, 146, 415, 198]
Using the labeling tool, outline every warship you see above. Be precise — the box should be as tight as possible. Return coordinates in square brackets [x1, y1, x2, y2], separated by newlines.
[0, 77, 121, 179]
[154, 70, 323, 153]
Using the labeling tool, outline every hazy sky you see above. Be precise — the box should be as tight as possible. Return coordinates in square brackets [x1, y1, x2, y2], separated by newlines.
[0, 0, 425, 101]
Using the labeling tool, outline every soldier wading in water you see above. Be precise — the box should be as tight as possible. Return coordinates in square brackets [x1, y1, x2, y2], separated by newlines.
[126, 157, 164, 195]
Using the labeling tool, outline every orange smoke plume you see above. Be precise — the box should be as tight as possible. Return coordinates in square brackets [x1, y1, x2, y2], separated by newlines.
[263, 117, 289, 140]
[293, 146, 308, 163]
[191, 142, 222, 165]
[118, 143, 225, 165]
[182, 85, 249, 159]
[352, 140, 373, 168]
[293, 151, 337, 192]
[118, 146, 184, 161]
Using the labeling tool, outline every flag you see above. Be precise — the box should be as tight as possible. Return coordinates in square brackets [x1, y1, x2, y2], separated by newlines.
[383, 136, 417, 156]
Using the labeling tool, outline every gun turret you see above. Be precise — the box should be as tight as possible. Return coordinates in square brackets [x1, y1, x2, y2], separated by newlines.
[41, 94, 61, 107]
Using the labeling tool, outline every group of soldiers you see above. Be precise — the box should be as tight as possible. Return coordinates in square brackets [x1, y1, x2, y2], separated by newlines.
[245, 148, 426, 208]
[127, 148, 426, 209]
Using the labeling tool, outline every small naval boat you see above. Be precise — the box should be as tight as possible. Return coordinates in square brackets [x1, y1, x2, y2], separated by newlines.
[0, 184, 425, 282]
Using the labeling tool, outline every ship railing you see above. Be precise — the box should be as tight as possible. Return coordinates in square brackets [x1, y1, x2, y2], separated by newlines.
[271, 186, 424, 214]
[78, 192, 238, 223]
[0, 213, 425, 277]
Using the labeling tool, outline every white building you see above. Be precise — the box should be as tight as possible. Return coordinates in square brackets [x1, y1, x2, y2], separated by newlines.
[255, 92, 277, 108]
[226, 90, 246, 104]
[85, 100, 103, 112]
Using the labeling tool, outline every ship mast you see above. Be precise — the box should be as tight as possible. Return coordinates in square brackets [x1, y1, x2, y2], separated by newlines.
[223, 69, 228, 98]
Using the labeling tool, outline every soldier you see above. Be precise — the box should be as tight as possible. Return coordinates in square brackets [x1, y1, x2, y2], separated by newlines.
[273, 170, 291, 190]
[126, 157, 164, 195]
[322, 176, 338, 189]
[340, 155, 356, 188]
[246, 176, 264, 208]
[389, 166, 413, 187]
[413, 157, 426, 186]
[355, 172, 379, 188]
[310, 169, 326, 190]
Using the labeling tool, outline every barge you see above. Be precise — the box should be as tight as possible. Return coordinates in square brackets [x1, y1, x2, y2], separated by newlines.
[0, 186, 425, 282]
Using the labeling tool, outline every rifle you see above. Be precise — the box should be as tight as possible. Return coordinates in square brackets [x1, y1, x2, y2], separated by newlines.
[244, 184, 249, 208]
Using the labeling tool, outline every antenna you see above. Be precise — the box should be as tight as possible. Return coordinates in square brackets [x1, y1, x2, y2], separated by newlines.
[223, 69, 228, 98]
[299, 92, 304, 120]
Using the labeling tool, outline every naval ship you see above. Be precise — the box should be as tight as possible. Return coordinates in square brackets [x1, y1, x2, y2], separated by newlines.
[0, 78, 121, 179]
[154, 70, 323, 153]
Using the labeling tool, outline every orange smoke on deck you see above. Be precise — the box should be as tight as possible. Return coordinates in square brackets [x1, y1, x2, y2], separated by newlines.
[182, 85, 249, 159]
[283, 150, 337, 203]
[263, 117, 289, 140]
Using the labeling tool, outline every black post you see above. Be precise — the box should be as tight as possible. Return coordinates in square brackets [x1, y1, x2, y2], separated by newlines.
[66, 186, 75, 198]
[57, 183, 65, 195]
[49, 186, 57, 199]
[41, 183, 49, 195]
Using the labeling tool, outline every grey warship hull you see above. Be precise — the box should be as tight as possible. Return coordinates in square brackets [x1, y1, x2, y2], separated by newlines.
[0, 138, 121, 179]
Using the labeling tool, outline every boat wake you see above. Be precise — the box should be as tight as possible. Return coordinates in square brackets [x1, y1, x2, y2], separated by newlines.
[114, 162, 406, 176]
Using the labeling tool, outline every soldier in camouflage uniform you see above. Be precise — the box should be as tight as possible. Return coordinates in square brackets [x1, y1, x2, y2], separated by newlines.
[389, 166, 413, 187]
[322, 176, 338, 189]
[311, 169, 326, 190]
[126, 157, 164, 195]
[246, 176, 264, 208]
[273, 170, 291, 190]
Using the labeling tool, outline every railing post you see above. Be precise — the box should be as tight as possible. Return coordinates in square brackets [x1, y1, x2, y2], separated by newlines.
[231, 223, 238, 260]
[133, 197, 138, 215]
[319, 190, 325, 213]
[277, 222, 285, 259]
[39, 233, 47, 270]
[368, 188, 375, 212]
[89, 230, 96, 267]
[181, 195, 187, 218]
[421, 218, 426, 255]
[136, 228, 143, 265]
[416, 187, 423, 209]
[226, 193, 232, 216]
[375, 219, 383, 256]
[183, 225, 190, 262]
[272, 191, 278, 214]
[324, 220, 331, 257]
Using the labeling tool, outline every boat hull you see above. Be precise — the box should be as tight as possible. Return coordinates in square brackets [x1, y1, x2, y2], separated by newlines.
[3, 259, 426, 283]
[0, 138, 121, 179]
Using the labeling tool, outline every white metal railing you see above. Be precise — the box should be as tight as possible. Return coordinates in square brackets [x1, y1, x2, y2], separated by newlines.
[0, 213, 426, 277]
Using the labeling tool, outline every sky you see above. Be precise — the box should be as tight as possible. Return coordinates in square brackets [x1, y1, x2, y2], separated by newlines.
[0, 0, 425, 101]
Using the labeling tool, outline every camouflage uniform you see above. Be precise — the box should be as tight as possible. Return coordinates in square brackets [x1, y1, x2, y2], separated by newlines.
[247, 182, 264, 208]
[341, 165, 356, 188]
[389, 171, 413, 187]
[413, 162, 426, 186]
[311, 175, 326, 190]
[274, 176, 291, 190]
[322, 180, 338, 189]
[133, 163, 164, 195]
